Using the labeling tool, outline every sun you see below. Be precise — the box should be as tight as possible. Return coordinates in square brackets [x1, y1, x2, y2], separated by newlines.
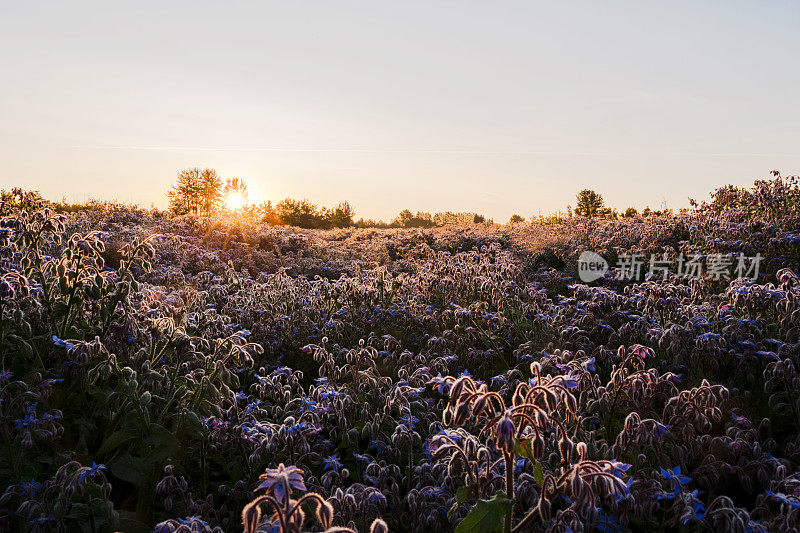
[224, 191, 246, 211]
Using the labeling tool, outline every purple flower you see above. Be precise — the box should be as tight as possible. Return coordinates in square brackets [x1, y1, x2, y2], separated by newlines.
[256, 464, 306, 502]
[427, 373, 451, 394]
[495, 410, 516, 453]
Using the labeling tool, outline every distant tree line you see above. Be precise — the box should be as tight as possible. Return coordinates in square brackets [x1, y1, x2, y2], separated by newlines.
[566, 189, 674, 220]
[168, 168, 252, 216]
[166, 167, 493, 229]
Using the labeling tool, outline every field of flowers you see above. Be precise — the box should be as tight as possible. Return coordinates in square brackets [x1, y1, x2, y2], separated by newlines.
[1, 175, 800, 532]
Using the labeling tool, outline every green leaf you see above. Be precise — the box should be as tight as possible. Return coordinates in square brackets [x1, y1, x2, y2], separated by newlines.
[109, 455, 146, 485]
[449, 483, 479, 518]
[456, 483, 477, 503]
[97, 428, 137, 456]
[516, 439, 534, 462]
[117, 512, 151, 533]
[455, 491, 513, 533]
[533, 462, 544, 486]
[145, 422, 179, 463]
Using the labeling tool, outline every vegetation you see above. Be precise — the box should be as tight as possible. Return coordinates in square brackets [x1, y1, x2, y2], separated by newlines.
[167, 168, 224, 216]
[1, 173, 800, 532]
[574, 189, 605, 217]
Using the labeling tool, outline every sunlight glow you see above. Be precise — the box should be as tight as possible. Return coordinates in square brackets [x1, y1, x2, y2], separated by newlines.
[224, 191, 246, 211]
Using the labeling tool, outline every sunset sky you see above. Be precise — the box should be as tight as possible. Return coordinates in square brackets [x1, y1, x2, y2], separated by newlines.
[2, 1, 799, 221]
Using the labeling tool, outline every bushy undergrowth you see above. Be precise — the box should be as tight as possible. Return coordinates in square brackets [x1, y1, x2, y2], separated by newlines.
[1, 176, 799, 532]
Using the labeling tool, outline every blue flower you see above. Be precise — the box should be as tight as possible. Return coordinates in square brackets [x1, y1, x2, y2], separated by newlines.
[28, 516, 55, 525]
[245, 399, 262, 415]
[301, 397, 317, 412]
[399, 414, 419, 429]
[682, 490, 706, 524]
[652, 423, 671, 439]
[613, 477, 634, 503]
[427, 373, 450, 394]
[660, 465, 691, 491]
[421, 485, 445, 496]
[765, 490, 800, 510]
[353, 452, 371, 464]
[78, 462, 106, 483]
[596, 509, 622, 532]
[323, 454, 343, 472]
[14, 404, 39, 429]
[558, 375, 580, 389]
[20, 479, 42, 497]
[52, 335, 75, 350]
[285, 422, 308, 435]
[369, 440, 387, 453]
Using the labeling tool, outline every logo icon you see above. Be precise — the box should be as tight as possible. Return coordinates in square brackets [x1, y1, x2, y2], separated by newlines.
[577, 251, 608, 282]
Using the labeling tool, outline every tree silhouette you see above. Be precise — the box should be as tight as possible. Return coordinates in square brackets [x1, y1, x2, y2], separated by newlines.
[328, 201, 354, 228]
[575, 189, 605, 217]
[168, 168, 223, 216]
[168, 168, 201, 214]
[224, 177, 249, 205]
[199, 169, 223, 216]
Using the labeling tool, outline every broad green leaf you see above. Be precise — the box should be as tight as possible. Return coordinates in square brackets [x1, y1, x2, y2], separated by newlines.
[97, 428, 137, 456]
[449, 483, 479, 518]
[145, 422, 179, 463]
[117, 512, 151, 533]
[456, 483, 477, 503]
[109, 455, 146, 485]
[455, 491, 513, 533]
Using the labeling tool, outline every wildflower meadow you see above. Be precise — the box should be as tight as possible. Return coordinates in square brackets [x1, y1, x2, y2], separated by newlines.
[1, 173, 800, 532]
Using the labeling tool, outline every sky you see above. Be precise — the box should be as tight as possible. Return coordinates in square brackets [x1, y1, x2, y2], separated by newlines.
[1, 1, 800, 221]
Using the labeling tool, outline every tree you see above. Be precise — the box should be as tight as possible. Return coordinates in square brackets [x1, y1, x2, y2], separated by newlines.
[260, 200, 282, 225]
[224, 177, 249, 208]
[327, 201, 354, 228]
[167, 167, 223, 216]
[277, 198, 327, 228]
[575, 189, 605, 217]
[168, 168, 202, 215]
[199, 168, 223, 216]
[624, 207, 638, 217]
[509, 214, 525, 224]
[394, 210, 435, 228]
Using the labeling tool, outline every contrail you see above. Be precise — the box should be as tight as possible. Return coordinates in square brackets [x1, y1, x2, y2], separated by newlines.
[74, 145, 800, 157]
[76, 145, 610, 155]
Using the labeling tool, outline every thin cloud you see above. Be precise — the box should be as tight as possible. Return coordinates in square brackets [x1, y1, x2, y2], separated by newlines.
[75, 145, 800, 157]
[76, 145, 610, 155]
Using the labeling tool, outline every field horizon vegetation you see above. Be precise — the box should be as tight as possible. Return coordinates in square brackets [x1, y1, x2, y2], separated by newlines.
[1, 170, 800, 532]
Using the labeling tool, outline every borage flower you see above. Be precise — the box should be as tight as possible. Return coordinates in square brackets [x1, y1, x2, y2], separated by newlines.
[255, 463, 306, 502]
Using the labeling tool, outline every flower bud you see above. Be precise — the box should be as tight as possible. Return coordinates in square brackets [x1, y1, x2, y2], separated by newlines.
[370, 519, 389, 533]
[532, 435, 545, 460]
[496, 410, 516, 454]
